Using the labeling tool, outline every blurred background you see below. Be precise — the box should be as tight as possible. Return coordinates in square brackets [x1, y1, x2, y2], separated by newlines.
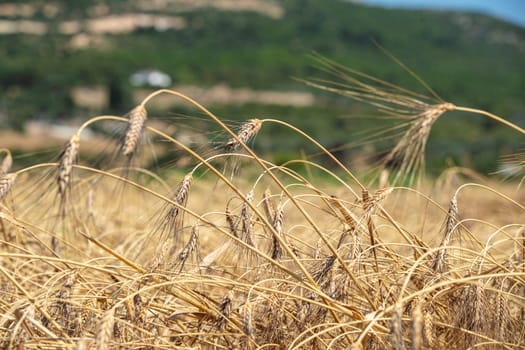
[0, 0, 524, 175]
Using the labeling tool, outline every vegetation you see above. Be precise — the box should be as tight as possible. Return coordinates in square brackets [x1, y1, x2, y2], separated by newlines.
[0, 57, 523, 348]
[1, 0, 524, 172]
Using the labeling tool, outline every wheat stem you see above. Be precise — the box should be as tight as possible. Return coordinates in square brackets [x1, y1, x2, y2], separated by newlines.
[453, 105, 525, 135]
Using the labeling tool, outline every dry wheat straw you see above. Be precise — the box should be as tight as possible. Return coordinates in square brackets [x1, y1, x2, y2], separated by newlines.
[0, 173, 16, 201]
[57, 134, 80, 196]
[136, 91, 372, 313]
[123, 104, 147, 157]
[225, 119, 262, 151]
[3, 81, 524, 349]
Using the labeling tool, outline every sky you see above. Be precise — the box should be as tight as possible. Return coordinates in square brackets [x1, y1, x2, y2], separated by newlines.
[357, 0, 525, 27]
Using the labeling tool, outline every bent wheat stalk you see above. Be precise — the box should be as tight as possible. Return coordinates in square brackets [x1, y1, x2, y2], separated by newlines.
[137, 89, 376, 311]
[304, 56, 525, 185]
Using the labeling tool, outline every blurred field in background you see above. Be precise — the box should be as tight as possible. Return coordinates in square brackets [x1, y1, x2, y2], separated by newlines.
[1, 0, 524, 174]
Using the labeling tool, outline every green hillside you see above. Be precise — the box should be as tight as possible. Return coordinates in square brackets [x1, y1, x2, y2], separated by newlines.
[1, 0, 524, 173]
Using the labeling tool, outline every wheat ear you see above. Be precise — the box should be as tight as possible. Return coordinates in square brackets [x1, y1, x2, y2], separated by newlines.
[225, 119, 262, 151]
[0, 149, 12, 176]
[390, 302, 405, 350]
[217, 291, 233, 331]
[96, 309, 114, 350]
[57, 134, 80, 196]
[271, 204, 284, 260]
[411, 300, 423, 350]
[240, 190, 255, 247]
[123, 104, 147, 157]
[431, 195, 459, 273]
[423, 304, 435, 349]
[0, 173, 16, 201]
[164, 173, 193, 239]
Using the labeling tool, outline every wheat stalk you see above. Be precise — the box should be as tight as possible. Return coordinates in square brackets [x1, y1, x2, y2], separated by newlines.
[305, 56, 525, 185]
[2, 79, 524, 349]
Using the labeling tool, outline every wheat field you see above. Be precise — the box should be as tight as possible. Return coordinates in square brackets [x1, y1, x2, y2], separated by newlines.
[0, 64, 524, 349]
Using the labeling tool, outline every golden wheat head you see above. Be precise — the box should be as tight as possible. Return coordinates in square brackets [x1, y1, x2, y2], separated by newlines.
[123, 104, 148, 157]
